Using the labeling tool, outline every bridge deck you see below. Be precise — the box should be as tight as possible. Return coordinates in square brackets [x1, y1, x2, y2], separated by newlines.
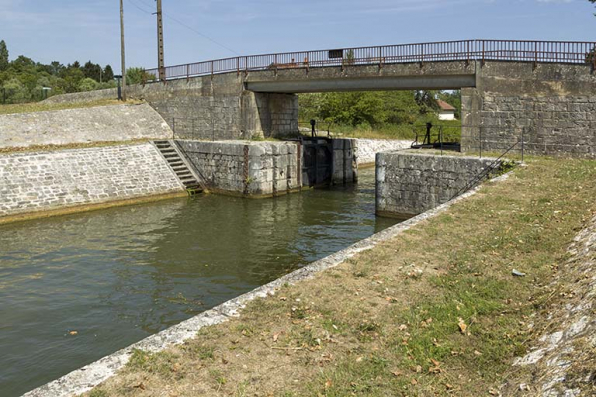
[144, 39, 596, 82]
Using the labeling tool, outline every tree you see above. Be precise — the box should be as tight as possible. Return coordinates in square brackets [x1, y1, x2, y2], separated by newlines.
[126, 67, 155, 85]
[103, 65, 114, 81]
[78, 77, 99, 91]
[82, 61, 102, 82]
[49, 61, 65, 76]
[0, 40, 8, 71]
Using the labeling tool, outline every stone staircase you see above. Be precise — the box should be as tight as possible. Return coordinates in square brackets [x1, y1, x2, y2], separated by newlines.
[154, 140, 203, 194]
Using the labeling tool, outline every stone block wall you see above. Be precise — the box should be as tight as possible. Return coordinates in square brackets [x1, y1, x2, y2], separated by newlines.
[332, 139, 358, 184]
[462, 61, 596, 158]
[175, 140, 300, 197]
[0, 104, 172, 149]
[152, 96, 243, 140]
[376, 151, 501, 217]
[0, 144, 184, 219]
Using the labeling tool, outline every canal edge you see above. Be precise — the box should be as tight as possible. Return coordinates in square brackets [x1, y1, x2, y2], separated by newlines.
[23, 171, 513, 397]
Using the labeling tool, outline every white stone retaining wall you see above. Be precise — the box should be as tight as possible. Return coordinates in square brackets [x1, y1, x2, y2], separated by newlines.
[354, 139, 411, 165]
[0, 143, 184, 218]
[0, 103, 172, 149]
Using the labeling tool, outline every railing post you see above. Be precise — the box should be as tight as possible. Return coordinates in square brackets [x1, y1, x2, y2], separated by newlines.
[378, 46, 383, 69]
[172, 118, 175, 139]
[186, 64, 190, 81]
[237, 57, 240, 76]
[482, 41, 485, 65]
[211, 60, 214, 77]
[534, 41, 538, 69]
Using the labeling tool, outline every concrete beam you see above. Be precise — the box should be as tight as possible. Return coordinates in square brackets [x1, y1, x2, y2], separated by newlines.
[246, 74, 476, 93]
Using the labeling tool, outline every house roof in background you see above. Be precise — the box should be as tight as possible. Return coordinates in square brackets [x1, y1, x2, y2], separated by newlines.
[436, 99, 456, 111]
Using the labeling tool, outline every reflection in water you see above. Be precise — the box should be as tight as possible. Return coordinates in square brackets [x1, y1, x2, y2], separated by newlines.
[0, 168, 399, 396]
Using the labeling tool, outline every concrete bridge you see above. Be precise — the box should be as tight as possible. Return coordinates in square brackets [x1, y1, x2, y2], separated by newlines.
[62, 40, 596, 157]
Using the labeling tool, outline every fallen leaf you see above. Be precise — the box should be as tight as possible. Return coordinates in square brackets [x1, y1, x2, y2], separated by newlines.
[69, 331, 78, 336]
[458, 318, 467, 334]
[325, 380, 333, 389]
[272, 333, 279, 342]
[391, 370, 403, 377]
[411, 378, 418, 385]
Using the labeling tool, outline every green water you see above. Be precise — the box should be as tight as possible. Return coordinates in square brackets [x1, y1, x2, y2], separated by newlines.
[0, 168, 400, 396]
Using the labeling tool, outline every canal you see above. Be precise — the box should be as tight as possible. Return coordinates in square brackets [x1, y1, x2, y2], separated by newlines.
[0, 168, 401, 396]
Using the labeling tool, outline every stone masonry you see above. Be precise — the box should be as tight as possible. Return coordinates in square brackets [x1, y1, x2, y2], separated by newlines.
[354, 139, 412, 165]
[45, 59, 596, 157]
[0, 143, 184, 218]
[0, 103, 172, 149]
[332, 139, 358, 185]
[462, 61, 596, 158]
[176, 140, 300, 197]
[376, 151, 501, 217]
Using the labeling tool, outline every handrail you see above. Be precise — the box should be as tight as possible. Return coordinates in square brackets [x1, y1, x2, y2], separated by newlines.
[145, 39, 596, 82]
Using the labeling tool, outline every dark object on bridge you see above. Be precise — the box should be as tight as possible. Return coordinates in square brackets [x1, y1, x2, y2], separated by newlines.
[329, 49, 344, 59]
[114, 75, 123, 100]
[310, 119, 317, 137]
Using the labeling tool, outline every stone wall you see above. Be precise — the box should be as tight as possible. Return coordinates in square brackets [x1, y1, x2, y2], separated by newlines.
[0, 143, 184, 219]
[332, 139, 358, 184]
[354, 139, 412, 165]
[462, 61, 596, 158]
[0, 104, 172, 149]
[376, 151, 501, 217]
[175, 140, 300, 197]
[45, 75, 299, 141]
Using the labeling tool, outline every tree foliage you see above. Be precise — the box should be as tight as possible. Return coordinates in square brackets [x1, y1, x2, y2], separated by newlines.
[299, 90, 460, 129]
[0, 39, 143, 104]
[0, 40, 8, 71]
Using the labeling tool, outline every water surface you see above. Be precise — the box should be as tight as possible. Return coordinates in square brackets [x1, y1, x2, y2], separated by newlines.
[0, 168, 399, 396]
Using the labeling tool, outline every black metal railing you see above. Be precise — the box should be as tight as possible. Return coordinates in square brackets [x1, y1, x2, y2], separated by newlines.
[145, 39, 596, 82]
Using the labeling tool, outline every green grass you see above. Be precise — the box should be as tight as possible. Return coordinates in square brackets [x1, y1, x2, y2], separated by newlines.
[0, 99, 142, 116]
[301, 120, 462, 141]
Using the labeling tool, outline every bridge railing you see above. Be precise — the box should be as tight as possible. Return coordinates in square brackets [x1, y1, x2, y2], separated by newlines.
[145, 39, 596, 82]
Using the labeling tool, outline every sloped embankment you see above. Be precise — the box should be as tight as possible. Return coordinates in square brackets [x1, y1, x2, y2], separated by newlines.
[0, 103, 172, 149]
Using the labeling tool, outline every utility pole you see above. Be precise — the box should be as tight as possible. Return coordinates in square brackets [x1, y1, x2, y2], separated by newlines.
[155, 0, 165, 81]
[120, 0, 127, 101]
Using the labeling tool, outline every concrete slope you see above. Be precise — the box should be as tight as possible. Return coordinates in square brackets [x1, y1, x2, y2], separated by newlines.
[0, 103, 173, 149]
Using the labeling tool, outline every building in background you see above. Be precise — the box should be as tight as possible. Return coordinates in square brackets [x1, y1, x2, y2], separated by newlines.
[436, 99, 456, 121]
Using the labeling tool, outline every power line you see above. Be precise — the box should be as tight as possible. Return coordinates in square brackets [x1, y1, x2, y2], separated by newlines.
[130, 0, 240, 56]
[126, 0, 152, 15]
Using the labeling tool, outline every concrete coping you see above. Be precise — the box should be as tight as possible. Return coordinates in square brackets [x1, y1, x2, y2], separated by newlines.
[23, 171, 513, 397]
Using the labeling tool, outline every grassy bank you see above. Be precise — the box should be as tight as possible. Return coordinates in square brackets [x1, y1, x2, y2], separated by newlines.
[87, 157, 596, 397]
[302, 120, 462, 141]
[0, 99, 143, 116]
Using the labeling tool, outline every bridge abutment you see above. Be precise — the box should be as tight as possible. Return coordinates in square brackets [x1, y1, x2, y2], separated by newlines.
[462, 61, 596, 157]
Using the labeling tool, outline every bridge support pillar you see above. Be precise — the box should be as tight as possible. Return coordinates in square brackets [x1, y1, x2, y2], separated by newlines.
[241, 92, 299, 139]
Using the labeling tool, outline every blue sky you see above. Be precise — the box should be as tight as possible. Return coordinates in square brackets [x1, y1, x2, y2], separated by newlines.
[0, 0, 594, 72]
